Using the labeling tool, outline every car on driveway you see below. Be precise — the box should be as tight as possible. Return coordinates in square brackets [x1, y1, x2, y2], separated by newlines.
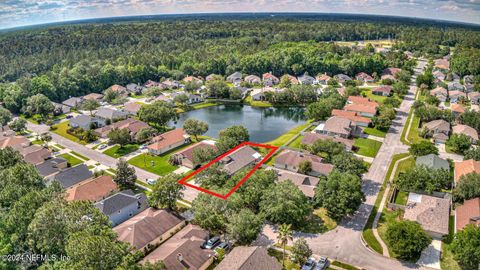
[315, 257, 329, 270]
[146, 179, 157, 185]
[98, 144, 107, 150]
[214, 242, 230, 252]
[201, 236, 220, 249]
[301, 258, 316, 270]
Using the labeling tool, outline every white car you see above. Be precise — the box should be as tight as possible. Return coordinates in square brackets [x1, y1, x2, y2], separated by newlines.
[146, 179, 157, 185]
[98, 144, 107, 150]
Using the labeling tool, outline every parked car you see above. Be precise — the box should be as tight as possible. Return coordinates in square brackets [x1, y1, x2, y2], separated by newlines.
[98, 144, 107, 150]
[140, 144, 147, 149]
[214, 242, 230, 252]
[301, 258, 316, 270]
[66, 115, 73, 119]
[201, 236, 221, 249]
[315, 257, 328, 270]
[146, 179, 157, 185]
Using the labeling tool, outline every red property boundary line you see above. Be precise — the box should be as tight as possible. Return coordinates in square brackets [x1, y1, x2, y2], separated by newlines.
[178, 141, 279, 200]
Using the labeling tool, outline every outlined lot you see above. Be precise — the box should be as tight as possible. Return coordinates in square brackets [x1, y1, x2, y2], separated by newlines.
[178, 141, 278, 199]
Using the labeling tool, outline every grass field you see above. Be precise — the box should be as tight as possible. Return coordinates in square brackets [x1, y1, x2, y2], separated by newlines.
[354, 138, 382, 157]
[128, 144, 192, 176]
[286, 135, 304, 149]
[52, 121, 88, 145]
[70, 151, 89, 161]
[363, 127, 387, 138]
[264, 122, 311, 147]
[103, 144, 139, 158]
[59, 153, 83, 166]
[244, 95, 272, 107]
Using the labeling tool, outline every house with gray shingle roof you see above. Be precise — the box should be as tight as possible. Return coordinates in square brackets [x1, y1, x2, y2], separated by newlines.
[416, 154, 449, 171]
[69, 115, 104, 130]
[35, 157, 68, 178]
[95, 107, 128, 122]
[215, 246, 282, 270]
[95, 189, 148, 226]
[62, 97, 82, 108]
[404, 193, 450, 239]
[219, 146, 262, 175]
[52, 164, 93, 189]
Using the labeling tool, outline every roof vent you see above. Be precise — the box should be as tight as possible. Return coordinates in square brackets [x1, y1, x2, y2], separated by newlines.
[177, 253, 183, 262]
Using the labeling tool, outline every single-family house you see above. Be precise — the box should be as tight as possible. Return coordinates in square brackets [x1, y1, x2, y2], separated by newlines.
[227, 72, 242, 84]
[219, 146, 262, 175]
[0, 135, 30, 149]
[123, 102, 143, 115]
[52, 164, 93, 189]
[448, 81, 465, 92]
[205, 74, 218, 81]
[316, 74, 331, 85]
[355, 72, 374, 83]
[147, 128, 190, 155]
[114, 208, 185, 252]
[454, 159, 480, 184]
[69, 115, 104, 130]
[336, 87, 346, 96]
[62, 97, 83, 108]
[344, 103, 378, 118]
[143, 80, 161, 88]
[19, 145, 52, 165]
[93, 118, 150, 138]
[448, 90, 467, 103]
[333, 74, 352, 84]
[314, 116, 360, 139]
[274, 149, 333, 177]
[331, 109, 371, 127]
[451, 104, 465, 117]
[269, 168, 319, 199]
[183, 76, 203, 85]
[126, 83, 145, 94]
[95, 107, 129, 122]
[382, 67, 402, 76]
[215, 246, 282, 270]
[372, 85, 393, 96]
[422, 119, 450, 143]
[35, 157, 68, 178]
[301, 132, 354, 151]
[52, 102, 71, 114]
[452, 124, 478, 144]
[107, 85, 129, 96]
[468, 92, 480, 105]
[464, 75, 475, 85]
[82, 93, 104, 101]
[434, 59, 449, 71]
[65, 175, 118, 202]
[416, 154, 449, 171]
[94, 189, 148, 227]
[244, 75, 262, 84]
[262, 72, 279, 86]
[432, 71, 446, 82]
[430, 87, 448, 102]
[465, 83, 475, 93]
[141, 224, 214, 270]
[404, 193, 450, 238]
[171, 140, 216, 169]
[162, 79, 181, 89]
[455, 198, 480, 232]
[250, 88, 267, 101]
[285, 74, 299, 85]
[297, 73, 315, 85]
[187, 94, 203, 104]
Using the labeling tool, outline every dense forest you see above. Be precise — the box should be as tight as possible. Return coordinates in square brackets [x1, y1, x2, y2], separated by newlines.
[0, 14, 479, 107]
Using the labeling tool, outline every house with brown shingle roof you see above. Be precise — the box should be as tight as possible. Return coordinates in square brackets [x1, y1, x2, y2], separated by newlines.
[344, 103, 377, 118]
[372, 85, 393, 96]
[452, 124, 478, 144]
[404, 193, 450, 238]
[331, 109, 372, 127]
[448, 90, 467, 103]
[147, 128, 190, 155]
[183, 76, 203, 84]
[285, 74, 299, 85]
[82, 93, 104, 101]
[468, 92, 480, 105]
[355, 72, 374, 83]
[107, 84, 128, 96]
[455, 198, 480, 232]
[262, 72, 279, 86]
[93, 118, 149, 138]
[454, 159, 480, 184]
[430, 87, 448, 102]
[215, 246, 282, 270]
[301, 132, 354, 151]
[274, 149, 333, 177]
[316, 73, 331, 85]
[65, 175, 118, 202]
[114, 208, 185, 252]
[434, 59, 449, 71]
[382, 67, 402, 76]
[450, 104, 465, 117]
[141, 224, 214, 270]
[314, 116, 360, 139]
[123, 102, 143, 115]
[269, 168, 319, 199]
[171, 140, 217, 169]
[0, 135, 30, 149]
[244, 75, 262, 85]
[219, 146, 262, 175]
[20, 145, 51, 165]
[422, 119, 451, 144]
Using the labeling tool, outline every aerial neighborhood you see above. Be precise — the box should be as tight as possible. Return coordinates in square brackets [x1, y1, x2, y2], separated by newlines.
[0, 13, 479, 270]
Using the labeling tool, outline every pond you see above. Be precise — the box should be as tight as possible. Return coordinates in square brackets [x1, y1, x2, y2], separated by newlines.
[172, 105, 306, 143]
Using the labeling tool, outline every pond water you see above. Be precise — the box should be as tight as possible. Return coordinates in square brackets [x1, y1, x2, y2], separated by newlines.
[172, 105, 306, 143]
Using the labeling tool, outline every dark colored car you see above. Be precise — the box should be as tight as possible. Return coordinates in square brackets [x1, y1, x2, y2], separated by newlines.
[315, 257, 329, 270]
[201, 236, 221, 249]
[301, 258, 316, 270]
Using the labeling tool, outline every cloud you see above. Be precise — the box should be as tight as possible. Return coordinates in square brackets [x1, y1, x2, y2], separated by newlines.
[0, 0, 479, 29]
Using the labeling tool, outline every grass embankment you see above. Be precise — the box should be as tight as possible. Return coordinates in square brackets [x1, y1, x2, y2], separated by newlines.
[244, 95, 272, 107]
[51, 121, 88, 145]
[331, 261, 361, 270]
[264, 122, 311, 147]
[353, 138, 382, 158]
[59, 153, 83, 167]
[128, 143, 192, 176]
[362, 153, 410, 255]
[103, 144, 139, 158]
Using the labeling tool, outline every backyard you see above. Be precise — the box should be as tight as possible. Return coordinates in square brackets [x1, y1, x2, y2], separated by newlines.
[128, 144, 192, 176]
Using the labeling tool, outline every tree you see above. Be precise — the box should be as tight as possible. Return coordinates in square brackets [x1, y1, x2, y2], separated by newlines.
[279, 75, 292, 88]
[0, 106, 12, 126]
[450, 225, 480, 270]
[373, 114, 392, 131]
[277, 224, 293, 268]
[206, 78, 230, 98]
[298, 160, 312, 174]
[307, 139, 345, 162]
[113, 158, 136, 189]
[191, 193, 233, 233]
[40, 132, 52, 147]
[149, 174, 185, 210]
[315, 171, 365, 220]
[385, 220, 431, 261]
[446, 134, 472, 155]
[107, 128, 131, 147]
[138, 101, 177, 129]
[183, 118, 209, 141]
[0, 163, 44, 208]
[408, 141, 439, 157]
[226, 208, 263, 245]
[192, 146, 216, 166]
[454, 173, 480, 201]
[135, 127, 158, 143]
[104, 88, 119, 103]
[23, 94, 54, 118]
[173, 93, 189, 107]
[291, 238, 312, 266]
[464, 147, 480, 161]
[260, 180, 312, 226]
[8, 118, 27, 133]
[395, 165, 451, 194]
[0, 147, 23, 170]
[305, 96, 345, 120]
[331, 152, 368, 176]
[81, 99, 100, 115]
[219, 125, 249, 143]
[459, 110, 480, 133]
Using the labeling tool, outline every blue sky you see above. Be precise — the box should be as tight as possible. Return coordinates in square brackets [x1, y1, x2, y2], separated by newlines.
[0, 0, 479, 29]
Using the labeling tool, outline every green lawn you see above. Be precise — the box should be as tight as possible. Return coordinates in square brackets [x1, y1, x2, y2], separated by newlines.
[331, 261, 360, 270]
[59, 153, 83, 167]
[52, 121, 88, 145]
[406, 113, 425, 144]
[286, 135, 304, 149]
[394, 190, 408, 205]
[441, 216, 461, 270]
[128, 144, 192, 176]
[244, 95, 272, 107]
[31, 139, 43, 145]
[362, 89, 402, 106]
[314, 208, 337, 231]
[265, 122, 311, 147]
[70, 151, 89, 161]
[394, 156, 415, 179]
[354, 138, 382, 158]
[363, 127, 387, 138]
[267, 248, 300, 270]
[377, 208, 403, 258]
[192, 102, 218, 110]
[103, 144, 139, 158]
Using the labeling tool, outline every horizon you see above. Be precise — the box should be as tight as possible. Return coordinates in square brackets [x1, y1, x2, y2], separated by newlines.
[1, 0, 479, 30]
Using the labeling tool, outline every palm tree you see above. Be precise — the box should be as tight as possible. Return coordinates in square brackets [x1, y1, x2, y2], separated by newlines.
[277, 223, 293, 267]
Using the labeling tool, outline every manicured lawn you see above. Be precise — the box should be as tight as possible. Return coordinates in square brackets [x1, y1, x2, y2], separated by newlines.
[31, 139, 43, 145]
[103, 144, 139, 158]
[52, 121, 88, 145]
[363, 127, 387, 138]
[314, 208, 337, 231]
[406, 113, 425, 144]
[244, 95, 272, 107]
[128, 144, 192, 176]
[353, 138, 382, 158]
[377, 208, 403, 258]
[331, 261, 360, 270]
[394, 190, 408, 205]
[59, 153, 83, 167]
[265, 122, 311, 147]
[286, 135, 304, 149]
[441, 216, 461, 270]
[192, 102, 218, 110]
[362, 90, 389, 104]
[54, 143, 65, 149]
[70, 151, 89, 161]
[394, 156, 415, 179]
